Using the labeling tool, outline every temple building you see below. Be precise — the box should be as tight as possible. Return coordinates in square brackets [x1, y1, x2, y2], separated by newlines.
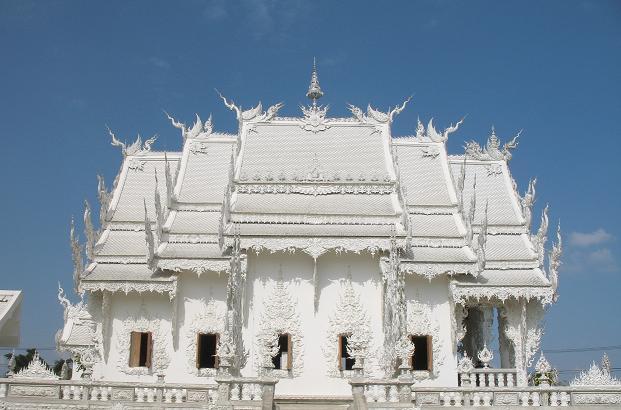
[56, 63, 562, 399]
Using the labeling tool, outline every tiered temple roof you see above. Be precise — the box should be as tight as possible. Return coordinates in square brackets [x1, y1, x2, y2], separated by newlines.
[73, 68, 559, 308]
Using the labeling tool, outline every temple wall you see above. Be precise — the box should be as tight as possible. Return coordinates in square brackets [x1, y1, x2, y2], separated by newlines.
[92, 254, 457, 393]
[244, 251, 384, 396]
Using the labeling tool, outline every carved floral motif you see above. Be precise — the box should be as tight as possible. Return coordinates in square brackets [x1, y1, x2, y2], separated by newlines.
[324, 277, 372, 377]
[116, 308, 170, 375]
[185, 298, 226, 377]
[256, 278, 303, 377]
[406, 300, 443, 376]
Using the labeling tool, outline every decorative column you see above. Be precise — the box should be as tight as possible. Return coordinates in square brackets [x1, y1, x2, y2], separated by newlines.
[501, 299, 544, 386]
[497, 307, 514, 368]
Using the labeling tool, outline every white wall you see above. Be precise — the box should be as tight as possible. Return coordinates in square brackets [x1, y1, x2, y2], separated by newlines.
[93, 254, 458, 394]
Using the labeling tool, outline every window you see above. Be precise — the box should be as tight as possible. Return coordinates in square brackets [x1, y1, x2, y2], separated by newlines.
[271, 333, 292, 370]
[197, 333, 219, 369]
[338, 334, 355, 371]
[410, 335, 432, 371]
[129, 332, 152, 368]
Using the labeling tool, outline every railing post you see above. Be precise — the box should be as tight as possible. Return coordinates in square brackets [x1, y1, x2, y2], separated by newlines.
[349, 378, 368, 410]
[260, 377, 277, 410]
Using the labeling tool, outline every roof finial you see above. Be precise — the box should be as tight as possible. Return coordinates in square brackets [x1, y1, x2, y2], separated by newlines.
[306, 57, 323, 107]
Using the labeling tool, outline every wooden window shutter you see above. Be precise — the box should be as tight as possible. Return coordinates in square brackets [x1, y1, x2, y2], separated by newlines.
[286, 333, 293, 370]
[337, 335, 343, 370]
[196, 333, 201, 369]
[426, 335, 433, 372]
[145, 332, 153, 368]
[129, 332, 141, 367]
[215, 333, 220, 369]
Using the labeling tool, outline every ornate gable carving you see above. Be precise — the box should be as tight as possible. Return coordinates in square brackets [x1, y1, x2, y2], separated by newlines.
[14, 352, 58, 380]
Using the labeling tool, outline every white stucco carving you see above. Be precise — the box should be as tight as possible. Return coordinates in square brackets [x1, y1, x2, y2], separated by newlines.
[406, 299, 443, 377]
[256, 277, 303, 377]
[184, 298, 225, 377]
[324, 276, 372, 377]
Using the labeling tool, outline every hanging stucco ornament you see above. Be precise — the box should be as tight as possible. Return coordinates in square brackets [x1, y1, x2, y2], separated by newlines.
[464, 176, 477, 246]
[476, 200, 489, 272]
[107, 126, 157, 157]
[97, 175, 112, 227]
[143, 199, 156, 271]
[426, 117, 465, 143]
[521, 178, 537, 232]
[83, 200, 96, 262]
[532, 205, 549, 268]
[164, 153, 175, 206]
[69, 218, 84, 293]
[548, 222, 562, 302]
[302, 237, 328, 312]
[464, 126, 520, 161]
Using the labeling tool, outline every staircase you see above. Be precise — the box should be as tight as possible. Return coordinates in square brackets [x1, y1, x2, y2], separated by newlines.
[274, 395, 353, 409]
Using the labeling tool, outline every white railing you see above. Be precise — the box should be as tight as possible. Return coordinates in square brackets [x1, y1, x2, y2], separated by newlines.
[350, 379, 621, 408]
[459, 368, 518, 387]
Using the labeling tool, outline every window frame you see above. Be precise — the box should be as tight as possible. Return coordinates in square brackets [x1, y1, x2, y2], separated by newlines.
[409, 334, 433, 372]
[196, 332, 220, 370]
[129, 331, 153, 368]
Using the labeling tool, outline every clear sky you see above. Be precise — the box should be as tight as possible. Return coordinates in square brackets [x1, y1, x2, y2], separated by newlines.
[0, 0, 619, 380]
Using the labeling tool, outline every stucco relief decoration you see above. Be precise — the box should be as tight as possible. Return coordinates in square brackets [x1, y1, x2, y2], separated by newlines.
[324, 276, 372, 377]
[256, 277, 304, 377]
[465, 126, 520, 162]
[185, 298, 226, 377]
[116, 306, 170, 375]
[14, 352, 58, 380]
[520, 178, 536, 232]
[406, 299, 443, 376]
[571, 357, 621, 404]
[548, 223, 562, 302]
[300, 104, 331, 133]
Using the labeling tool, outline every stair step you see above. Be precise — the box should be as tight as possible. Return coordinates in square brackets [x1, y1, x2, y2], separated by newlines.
[275, 395, 352, 410]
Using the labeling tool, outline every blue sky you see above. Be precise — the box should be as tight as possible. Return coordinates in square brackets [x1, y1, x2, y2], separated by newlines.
[0, 0, 619, 379]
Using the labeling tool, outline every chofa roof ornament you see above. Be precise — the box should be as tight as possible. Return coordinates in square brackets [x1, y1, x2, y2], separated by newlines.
[465, 126, 520, 161]
[348, 96, 412, 125]
[107, 126, 157, 157]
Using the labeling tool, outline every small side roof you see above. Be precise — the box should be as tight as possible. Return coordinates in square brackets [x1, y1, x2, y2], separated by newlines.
[0, 290, 22, 347]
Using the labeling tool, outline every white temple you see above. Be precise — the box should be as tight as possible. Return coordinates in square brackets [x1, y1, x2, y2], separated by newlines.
[54, 63, 564, 401]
